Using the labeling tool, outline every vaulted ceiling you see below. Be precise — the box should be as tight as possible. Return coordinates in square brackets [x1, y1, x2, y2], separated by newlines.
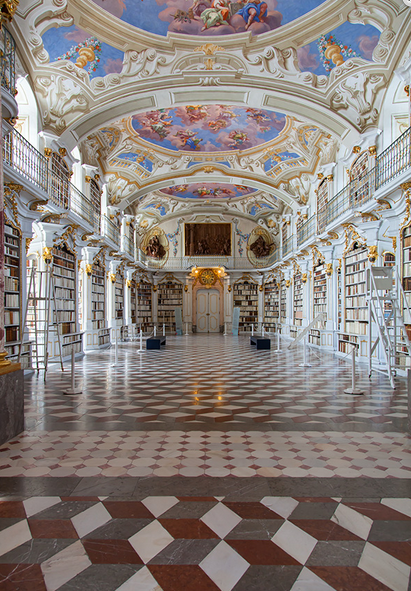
[12, 0, 410, 231]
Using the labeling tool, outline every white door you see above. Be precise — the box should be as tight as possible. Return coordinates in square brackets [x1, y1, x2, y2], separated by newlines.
[197, 289, 220, 333]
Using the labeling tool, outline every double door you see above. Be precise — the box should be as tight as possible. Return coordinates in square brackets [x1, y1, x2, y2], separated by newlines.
[197, 289, 219, 333]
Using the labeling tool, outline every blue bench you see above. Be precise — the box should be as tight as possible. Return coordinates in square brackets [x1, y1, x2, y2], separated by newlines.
[146, 336, 166, 350]
[250, 336, 270, 350]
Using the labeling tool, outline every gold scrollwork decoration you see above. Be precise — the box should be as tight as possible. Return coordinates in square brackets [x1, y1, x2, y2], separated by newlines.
[368, 245, 378, 263]
[42, 247, 53, 264]
[85, 264, 92, 277]
[194, 43, 224, 55]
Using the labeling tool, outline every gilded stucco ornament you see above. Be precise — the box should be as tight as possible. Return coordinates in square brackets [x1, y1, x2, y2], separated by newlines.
[42, 247, 53, 264]
[326, 263, 333, 276]
[85, 264, 92, 276]
[368, 245, 378, 263]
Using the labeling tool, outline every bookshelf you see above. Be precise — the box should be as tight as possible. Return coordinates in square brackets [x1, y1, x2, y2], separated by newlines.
[338, 242, 368, 354]
[157, 281, 182, 330]
[52, 244, 82, 355]
[313, 261, 327, 320]
[115, 276, 124, 321]
[402, 226, 411, 309]
[233, 281, 258, 330]
[130, 281, 136, 324]
[4, 223, 31, 368]
[264, 282, 279, 330]
[137, 281, 152, 332]
[280, 279, 286, 323]
[92, 261, 106, 330]
[337, 265, 342, 332]
[293, 273, 303, 327]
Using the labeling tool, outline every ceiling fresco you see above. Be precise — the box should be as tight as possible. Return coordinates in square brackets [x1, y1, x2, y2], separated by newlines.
[132, 106, 286, 152]
[297, 22, 381, 76]
[42, 25, 124, 79]
[159, 183, 257, 199]
[91, 0, 326, 37]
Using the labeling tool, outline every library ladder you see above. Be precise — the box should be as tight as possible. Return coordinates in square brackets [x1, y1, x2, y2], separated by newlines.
[19, 266, 64, 378]
[367, 266, 411, 388]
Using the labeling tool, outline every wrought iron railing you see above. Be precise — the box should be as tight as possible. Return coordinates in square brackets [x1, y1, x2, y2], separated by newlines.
[103, 215, 120, 247]
[137, 249, 278, 270]
[1, 27, 16, 96]
[3, 127, 49, 191]
[318, 127, 411, 233]
[283, 234, 295, 257]
[69, 183, 100, 232]
[123, 235, 134, 258]
[376, 126, 411, 188]
[297, 215, 316, 246]
[317, 166, 376, 233]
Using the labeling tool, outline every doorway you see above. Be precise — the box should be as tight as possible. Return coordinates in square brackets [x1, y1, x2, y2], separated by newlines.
[197, 289, 220, 333]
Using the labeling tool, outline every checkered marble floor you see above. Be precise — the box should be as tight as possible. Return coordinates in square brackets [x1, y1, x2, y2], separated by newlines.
[24, 335, 408, 431]
[2, 334, 410, 590]
[0, 494, 410, 591]
[0, 430, 409, 478]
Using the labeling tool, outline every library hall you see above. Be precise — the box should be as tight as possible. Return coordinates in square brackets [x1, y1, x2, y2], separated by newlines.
[0, 0, 411, 589]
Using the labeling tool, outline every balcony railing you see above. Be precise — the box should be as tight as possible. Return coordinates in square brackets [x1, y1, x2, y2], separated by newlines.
[69, 183, 100, 231]
[317, 166, 376, 233]
[318, 126, 411, 234]
[138, 249, 279, 270]
[283, 235, 295, 257]
[103, 215, 120, 247]
[123, 235, 134, 258]
[376, 126, 411, 188]
[1, 27, 16, 96]
[47, 172, 100, 233]
[297, 215, 316, 247]
[3, 127, 48, 192]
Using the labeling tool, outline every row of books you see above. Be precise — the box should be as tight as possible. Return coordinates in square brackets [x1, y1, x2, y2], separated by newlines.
[5, 293, 19, 307]
[5, 235, 19, 246]
[346, 308, 368, 320]
[346, 272, 365, 285]
[54, 267, 75, 279]
[57, 311, 76, 322]
[345, 320, 367, 335]
[5, 276, 19, 291]
[4, 310, 19, 325]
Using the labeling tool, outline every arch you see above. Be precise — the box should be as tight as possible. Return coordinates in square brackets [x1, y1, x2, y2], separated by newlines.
[118, 165, 300, 211]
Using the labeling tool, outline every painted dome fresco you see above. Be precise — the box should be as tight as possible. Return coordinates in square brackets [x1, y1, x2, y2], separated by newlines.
[90, 0, 327, 37]
[132, 106, 286, 152]
[159, 184, 257, 199]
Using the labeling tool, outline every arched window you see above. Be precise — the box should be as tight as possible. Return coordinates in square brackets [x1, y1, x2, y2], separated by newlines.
[50, 152, 70, 208]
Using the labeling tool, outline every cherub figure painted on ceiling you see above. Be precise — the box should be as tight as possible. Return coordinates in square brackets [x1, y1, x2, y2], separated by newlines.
[174, 130, 203, 150]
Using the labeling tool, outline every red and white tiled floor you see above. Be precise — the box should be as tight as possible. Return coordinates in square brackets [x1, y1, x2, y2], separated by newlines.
[0, 494, 410, 590]
[0, 334, 410, 590]
[0, 430, 409, 478]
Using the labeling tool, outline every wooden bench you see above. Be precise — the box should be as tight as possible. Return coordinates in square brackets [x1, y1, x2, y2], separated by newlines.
[146, 336, 166, 350]
[250, 336, 271, 350]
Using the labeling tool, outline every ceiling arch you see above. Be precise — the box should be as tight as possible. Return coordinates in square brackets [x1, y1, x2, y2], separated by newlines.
[109, 164, 304, 211]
